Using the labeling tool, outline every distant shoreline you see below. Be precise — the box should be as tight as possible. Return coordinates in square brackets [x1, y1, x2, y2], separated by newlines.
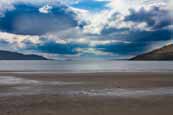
[1, 71, 173, 74]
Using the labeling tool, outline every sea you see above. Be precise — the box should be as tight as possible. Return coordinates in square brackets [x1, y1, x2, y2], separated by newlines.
[0, 60, 173, 73]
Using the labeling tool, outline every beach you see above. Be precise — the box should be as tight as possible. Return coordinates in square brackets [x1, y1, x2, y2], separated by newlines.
[0, 72, 173, 115]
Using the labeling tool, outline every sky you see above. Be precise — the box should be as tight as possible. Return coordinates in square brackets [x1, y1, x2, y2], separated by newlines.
[0, 0, 172, 60]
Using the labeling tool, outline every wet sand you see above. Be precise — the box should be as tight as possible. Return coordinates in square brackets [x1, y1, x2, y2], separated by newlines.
[0, 72, 173, 115]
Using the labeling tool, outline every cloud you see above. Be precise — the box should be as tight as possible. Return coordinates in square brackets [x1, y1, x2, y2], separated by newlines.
[0, 4, 78, 35]
[77, 0, 170, 34]
[33, 41, 79, 55]
[0, 0, 172, 59]
[169, 0, 173, 11]
[0, 0, 80, 16]
[0, 32, 41, 52]
[95, 39, 172, 57]
[125, 7, 171, 30]
[24, 35, 125, 56]
[77, 0, 171, 45]
[39, 5, 53, 14]
[107, 0, 168, 14]
[76, 47, 114, 56]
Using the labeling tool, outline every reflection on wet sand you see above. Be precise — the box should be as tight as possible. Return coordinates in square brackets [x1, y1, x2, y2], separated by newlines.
[1, 75, 173, 97]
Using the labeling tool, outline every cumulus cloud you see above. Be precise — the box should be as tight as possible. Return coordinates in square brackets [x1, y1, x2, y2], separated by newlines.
[39, 5, 53, 13]
[78, 0, 170, 34]
[0, 32, 40, 51]
[107, 0, 168, 14]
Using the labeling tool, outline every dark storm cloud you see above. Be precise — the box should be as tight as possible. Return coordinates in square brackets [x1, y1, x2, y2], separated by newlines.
[125, 7, 171, 30]
[29, 40, 88, 55]
[126, 29, 171, 42]
[0, 4, 78, 35]
[95, 42, 150, 56]
[94, 28, 171, 56]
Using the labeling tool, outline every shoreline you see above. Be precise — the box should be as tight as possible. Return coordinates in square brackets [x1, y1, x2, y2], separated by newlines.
[1, 70, 173, 74]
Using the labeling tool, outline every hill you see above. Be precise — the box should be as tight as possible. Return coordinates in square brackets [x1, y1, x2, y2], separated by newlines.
[0, 50, 48, 60]
[130, 44, 173, 60]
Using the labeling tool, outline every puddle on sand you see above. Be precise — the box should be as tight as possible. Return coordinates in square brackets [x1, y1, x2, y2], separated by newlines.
[69, 88, 173, 97]
[0, 76, 84, 96]
[0, 76, 83, 86]
[0, 76, 39, 85]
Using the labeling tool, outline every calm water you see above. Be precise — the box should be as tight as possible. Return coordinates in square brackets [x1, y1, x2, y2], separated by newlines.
[0, 60, 173, 73]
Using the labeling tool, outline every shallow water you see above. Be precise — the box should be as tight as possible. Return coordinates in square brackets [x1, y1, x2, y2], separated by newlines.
[0, 60, 173, 73]
[72, 87, 173, 97]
